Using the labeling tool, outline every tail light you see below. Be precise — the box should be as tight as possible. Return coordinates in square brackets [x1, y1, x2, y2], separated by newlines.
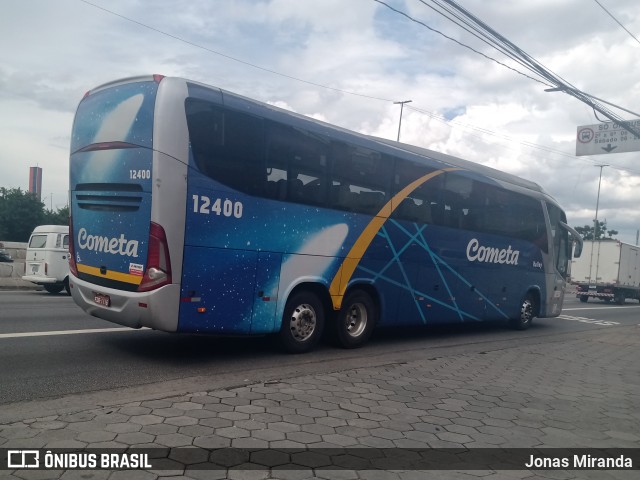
[68, 215, 78, 276]
[138, 222, 172, 292]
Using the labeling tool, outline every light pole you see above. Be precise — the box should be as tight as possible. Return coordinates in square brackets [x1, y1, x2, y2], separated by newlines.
[593, 164, 608, 239]
[588, 164, 608, 287]
[394, 100, 412, 142]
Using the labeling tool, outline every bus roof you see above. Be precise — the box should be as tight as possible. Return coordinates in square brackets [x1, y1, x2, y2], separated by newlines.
[370, 138, 545, 194]
[99, 75, 547, 197]
[201, 80, 547, 196]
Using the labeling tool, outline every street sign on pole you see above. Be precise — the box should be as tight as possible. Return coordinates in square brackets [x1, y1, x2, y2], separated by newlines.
[576, 119, 640, 156]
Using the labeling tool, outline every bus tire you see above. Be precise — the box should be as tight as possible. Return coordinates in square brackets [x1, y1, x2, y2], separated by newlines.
[510, 293, 536, 330]
[279, 291, 325, 354]
[44, 284, 64, 294]
[334, 290, 377, 349]
[64, 278, 71, 295]
[614, 292, 625, 305]
[579, 295, 588, 303]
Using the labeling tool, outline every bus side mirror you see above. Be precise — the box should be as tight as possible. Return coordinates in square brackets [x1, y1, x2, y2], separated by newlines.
[559, 221, 582, 258]
[573, 240, 583, 258]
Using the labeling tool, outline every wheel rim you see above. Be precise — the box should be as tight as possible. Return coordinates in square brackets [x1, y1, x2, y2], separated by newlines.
[289, 303, 316, 341]
[344, 302, 368, 338]
[521, 299, 533, 325]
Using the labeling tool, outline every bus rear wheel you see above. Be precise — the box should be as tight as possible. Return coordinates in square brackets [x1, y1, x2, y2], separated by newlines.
[279, 291, 325, 354]
[333, 290, 376, 349]
[510, 293, 536, 330]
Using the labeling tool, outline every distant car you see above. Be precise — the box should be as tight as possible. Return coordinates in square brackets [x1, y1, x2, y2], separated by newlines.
[0, 250, 13, 262]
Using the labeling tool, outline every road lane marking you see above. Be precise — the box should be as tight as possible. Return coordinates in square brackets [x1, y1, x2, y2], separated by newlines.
[0, 327, 148, 339]
[558, 314, 620, 326]
[563, 306, 640, 311]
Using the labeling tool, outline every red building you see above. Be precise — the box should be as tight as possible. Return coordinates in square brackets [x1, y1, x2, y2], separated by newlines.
[29, 166, 42, 201]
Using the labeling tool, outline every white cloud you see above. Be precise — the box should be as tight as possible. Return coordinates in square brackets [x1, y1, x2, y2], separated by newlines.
[1, 0, 639, 242]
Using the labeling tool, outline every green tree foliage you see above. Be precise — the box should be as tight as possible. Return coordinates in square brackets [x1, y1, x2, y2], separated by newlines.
[574, 220, 618, 241]
[0, 188, 68, 242]
[44, 205, 69, 225]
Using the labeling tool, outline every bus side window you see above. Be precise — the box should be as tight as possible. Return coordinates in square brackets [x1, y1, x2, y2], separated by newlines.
[265, 121, 329, 206]
[331, 182, 353, 211]
[185, 99, 265, 196]
[330, 142, 390, 215]
[392, 158, 436, 223]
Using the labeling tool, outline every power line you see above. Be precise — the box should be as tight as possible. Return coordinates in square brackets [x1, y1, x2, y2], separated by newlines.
[373, 0, 552, 87]
[405, 104, 640, 176]
[406, 0, 640, 137]
[78, 0, 640, 176]
[78, 0, 395, 103]
[593, 0, 640, 46]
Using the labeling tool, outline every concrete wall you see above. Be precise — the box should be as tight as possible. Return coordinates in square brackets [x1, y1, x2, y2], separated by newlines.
[0, 241, 37, 289]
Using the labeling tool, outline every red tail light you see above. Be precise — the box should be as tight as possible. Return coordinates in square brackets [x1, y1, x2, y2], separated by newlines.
[138, 222, 172, 292]
[68, 215, 78, 276]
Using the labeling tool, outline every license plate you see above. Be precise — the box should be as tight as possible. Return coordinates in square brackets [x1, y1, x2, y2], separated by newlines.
[31, 265, 39, 274]
[93, 292, 111, 307]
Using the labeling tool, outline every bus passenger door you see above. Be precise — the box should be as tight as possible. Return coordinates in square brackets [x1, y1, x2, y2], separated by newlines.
[547, 204, 571, 316]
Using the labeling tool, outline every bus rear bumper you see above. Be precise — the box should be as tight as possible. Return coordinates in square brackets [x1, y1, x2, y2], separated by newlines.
[69, 274, 179, 332]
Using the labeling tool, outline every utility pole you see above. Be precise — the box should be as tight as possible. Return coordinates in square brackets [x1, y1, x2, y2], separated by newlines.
[588, 164, 608, 288]
[394, 100, 412, 142]
[593, 164, 608, 239]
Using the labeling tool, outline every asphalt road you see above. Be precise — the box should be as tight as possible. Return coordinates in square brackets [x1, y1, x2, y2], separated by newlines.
[1, 290, 639, 410]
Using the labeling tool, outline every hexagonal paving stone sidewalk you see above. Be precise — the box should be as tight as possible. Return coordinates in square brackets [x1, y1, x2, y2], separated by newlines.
[1, 329, 639, 479]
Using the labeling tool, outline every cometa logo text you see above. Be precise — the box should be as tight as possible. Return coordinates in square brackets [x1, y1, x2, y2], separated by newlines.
[77, 228, 139, 258]
[466, 238, 519, 265]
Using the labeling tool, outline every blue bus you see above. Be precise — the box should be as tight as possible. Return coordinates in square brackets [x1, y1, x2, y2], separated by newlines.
[68, 75, 582, 353]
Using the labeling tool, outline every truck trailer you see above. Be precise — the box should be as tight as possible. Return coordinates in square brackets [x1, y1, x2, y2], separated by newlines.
[570, 240, 640, 304]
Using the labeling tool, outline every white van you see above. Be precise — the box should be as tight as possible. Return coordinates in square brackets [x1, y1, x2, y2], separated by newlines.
[23, 225, 71, 294]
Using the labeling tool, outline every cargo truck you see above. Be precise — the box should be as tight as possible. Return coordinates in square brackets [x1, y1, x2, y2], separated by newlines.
[570, 240, 640, 304]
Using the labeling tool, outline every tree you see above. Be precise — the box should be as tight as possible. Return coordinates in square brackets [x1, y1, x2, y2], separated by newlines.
[0, 188, 46, 242]
[574, 220, 618, 241]
[44, 205, 69, 225]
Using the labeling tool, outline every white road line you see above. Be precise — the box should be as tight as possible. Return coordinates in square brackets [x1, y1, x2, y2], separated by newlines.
[0, 327, 147, 339]
[558, 315, 619, 326]
[563, 306, 640, 311]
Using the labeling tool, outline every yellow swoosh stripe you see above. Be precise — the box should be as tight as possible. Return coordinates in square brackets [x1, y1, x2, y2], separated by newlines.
[77, 263, 143, 285]
[329, 167, 460, 310]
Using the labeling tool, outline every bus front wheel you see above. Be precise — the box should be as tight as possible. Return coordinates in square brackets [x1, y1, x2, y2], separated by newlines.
[510, 293, 536, 330]
[333, 290, 376, 349]
[279, 291, 325, 354]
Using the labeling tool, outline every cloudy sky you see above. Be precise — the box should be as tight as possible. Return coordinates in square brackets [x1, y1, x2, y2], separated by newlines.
[2, 0, 640, 244]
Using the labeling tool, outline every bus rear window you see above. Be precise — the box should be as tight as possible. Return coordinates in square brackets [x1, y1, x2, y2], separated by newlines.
[71, 81, 158, 153]
[29, 235, 47, 249]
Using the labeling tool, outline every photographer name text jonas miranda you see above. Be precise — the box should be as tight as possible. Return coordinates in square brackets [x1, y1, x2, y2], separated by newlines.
[525, 454, 634, 469]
